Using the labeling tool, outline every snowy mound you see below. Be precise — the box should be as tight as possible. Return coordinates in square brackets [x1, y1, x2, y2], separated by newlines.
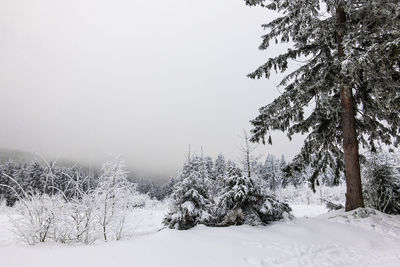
[320, 207, 400, 240]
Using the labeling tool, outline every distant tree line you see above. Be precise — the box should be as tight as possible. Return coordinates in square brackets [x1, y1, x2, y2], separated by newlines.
[0, 160, 172, 206]
[0, 161, 98, 206]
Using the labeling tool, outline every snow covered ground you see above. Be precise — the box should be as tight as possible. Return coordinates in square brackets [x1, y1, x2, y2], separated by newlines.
[1, 203, 400, 267]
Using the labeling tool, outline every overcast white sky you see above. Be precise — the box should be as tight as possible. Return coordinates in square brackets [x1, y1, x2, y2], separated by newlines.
[0, 0, 303, 178]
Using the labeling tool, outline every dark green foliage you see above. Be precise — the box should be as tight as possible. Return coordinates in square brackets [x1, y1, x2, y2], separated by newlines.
[243, 0, 400, 189]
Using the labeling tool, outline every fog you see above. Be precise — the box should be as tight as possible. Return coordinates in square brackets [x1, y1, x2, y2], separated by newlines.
[0, 0, 303, 179]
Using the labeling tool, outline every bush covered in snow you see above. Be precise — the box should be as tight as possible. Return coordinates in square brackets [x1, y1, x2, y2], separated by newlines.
[11, 192, 62, 245]
[6, 159, 150, 245]
[363, 152, 400, 215]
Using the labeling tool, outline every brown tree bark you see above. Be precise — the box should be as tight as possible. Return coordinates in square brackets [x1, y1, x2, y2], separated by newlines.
[336, 6, 365, 211]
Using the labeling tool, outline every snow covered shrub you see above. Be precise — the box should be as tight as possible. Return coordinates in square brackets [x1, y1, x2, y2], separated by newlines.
[10, 190, 94, 245]
[65, 192, 98, 244]
[363, 153, 400, 215]
[163, 172, 213, 230]
[94, 159, 136, 241]
[6, 158, 145, 245]
[11, 192, 59, 245]
[12, 191, 99, 245]
[215, 166, 292, 226]
[48, 195, 75, 244]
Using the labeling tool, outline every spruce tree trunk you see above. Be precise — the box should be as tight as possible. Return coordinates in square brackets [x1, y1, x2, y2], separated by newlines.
[336, 6, 365, 211]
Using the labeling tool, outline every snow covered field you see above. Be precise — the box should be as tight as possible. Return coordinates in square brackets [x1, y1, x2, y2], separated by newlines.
[1, 203, 400, 267]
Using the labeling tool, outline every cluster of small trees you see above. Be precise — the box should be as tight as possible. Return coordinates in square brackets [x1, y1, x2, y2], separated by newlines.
[5, 159, 147, 245]
[164, 154, 292, 230]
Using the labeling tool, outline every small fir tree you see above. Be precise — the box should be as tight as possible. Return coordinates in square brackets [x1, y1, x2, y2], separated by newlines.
[216, 165, 291, 226]
[163, 171, 212, 230]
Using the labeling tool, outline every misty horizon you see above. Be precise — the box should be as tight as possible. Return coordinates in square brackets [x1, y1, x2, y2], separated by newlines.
[0, 0, 304, 179]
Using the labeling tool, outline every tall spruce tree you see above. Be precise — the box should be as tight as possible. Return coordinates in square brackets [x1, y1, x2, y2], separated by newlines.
[244, 0, 400, 211]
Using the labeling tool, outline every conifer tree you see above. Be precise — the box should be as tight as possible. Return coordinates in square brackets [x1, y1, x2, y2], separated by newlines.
[264, 154, 279, 190]
[217, 165, 291, 225]
[244, 0, 400, 211]
[204, 156, 216, 180]
[164, 171, 212, 230]
[215, 154, 227, 180]
[164, 155, 216, 229]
